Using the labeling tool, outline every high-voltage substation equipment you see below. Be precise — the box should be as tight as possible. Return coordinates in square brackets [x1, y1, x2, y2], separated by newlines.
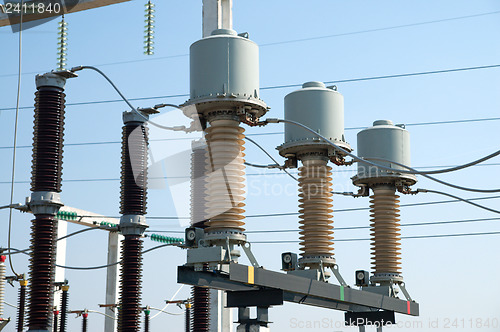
[351, 120, 416, 301]
[189, 140, 211, 332]
[179, 84, 421, 331]
[26, 70, 76, 332]
[277, 81, 352, 282]
[117, 109, 152, 332]
[181, 28, 267, 267]
[180, 28, 270, 331]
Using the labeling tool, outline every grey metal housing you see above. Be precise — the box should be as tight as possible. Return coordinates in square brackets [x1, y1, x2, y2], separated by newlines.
[184, 29, 267, 118]
[278, 81, 351, 157]
[353, 120, 416, 186]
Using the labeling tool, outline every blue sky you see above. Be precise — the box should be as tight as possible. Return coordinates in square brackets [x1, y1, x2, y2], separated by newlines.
[1, 0, 500, 331]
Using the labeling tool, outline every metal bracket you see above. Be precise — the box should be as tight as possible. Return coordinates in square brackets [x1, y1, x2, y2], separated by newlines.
[318, 261, 327, 282]
[241, 242, 260, 268]
[330, 264, 348, 287]
[224, 237, 232, 262]
[398, 282, 413, 302]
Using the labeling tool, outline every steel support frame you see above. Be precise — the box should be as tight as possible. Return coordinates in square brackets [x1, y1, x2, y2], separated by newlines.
[178, 263, 419, 316]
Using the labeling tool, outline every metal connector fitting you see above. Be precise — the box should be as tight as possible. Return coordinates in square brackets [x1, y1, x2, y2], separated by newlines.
[119, 214, 148, 236]
[123, 111, 148, 124]
[28, 192, 63, 216]
[35, 71, 76, 89]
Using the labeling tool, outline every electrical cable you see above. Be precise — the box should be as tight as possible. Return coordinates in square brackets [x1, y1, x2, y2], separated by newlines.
[85, 309, 117, 320]
[2, 64, 500, 112]
[368, 150, 500, 175]
[367, 157, 500, 193]
[250, 231, 500, 244]
[417, 189, 500, 214]
[2, 301, 18, 309]
[2, 164, 500, 185]
[7, 0, 24, 278]
[260, 10, 500, 46]
[5, 229, 499, 268]
[56, 227, 103, 242]
[151, 285, 184, 320]
[0, 248, 29, 256]
[244, 136, 298, 181]
[49, 243, 181, 270]
[148, 307, 184, 316]
[2, 118, 500, 150]
[3, 194, 497, 228]
[266, 118, 500, 192]
[26, 194, 495, 222]
[68, 66, 189, 132]
[244, 162, 275, 169]
[146, 217, 500, 234]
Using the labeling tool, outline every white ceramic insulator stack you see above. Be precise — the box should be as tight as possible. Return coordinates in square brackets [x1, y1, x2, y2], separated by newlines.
[298, 159, 334, 262]
[204, 119, 246, 233]
[370, 186, 402, 275]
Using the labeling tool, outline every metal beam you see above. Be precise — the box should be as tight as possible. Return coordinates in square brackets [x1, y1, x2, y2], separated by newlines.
[104, 231, 122, 332]
[177, 263, 419, 316]
[0, 0, 131, 27]
[202, 0, 232, 37]
[58, 206, 119, 228]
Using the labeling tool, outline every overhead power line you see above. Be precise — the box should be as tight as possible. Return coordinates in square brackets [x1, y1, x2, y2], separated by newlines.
[37, 194, 495, 221]
[260, 10, 500, 46]
[146, 216, 500, 234]
[1, 163, 499, 185]
[1, 64, 500, 112]
[1, 117, 500, 150]
[2, 10, 499, 79]
[250, 231, 500, 244]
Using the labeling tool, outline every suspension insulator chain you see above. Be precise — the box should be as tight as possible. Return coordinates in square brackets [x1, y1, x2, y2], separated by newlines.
[57, 16, 68, 70]
[370, 186, 402, 276]
[144, 1, 155, 55]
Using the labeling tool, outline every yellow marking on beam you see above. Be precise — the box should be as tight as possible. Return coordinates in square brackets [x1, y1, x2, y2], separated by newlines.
[248, 266, 254, 284]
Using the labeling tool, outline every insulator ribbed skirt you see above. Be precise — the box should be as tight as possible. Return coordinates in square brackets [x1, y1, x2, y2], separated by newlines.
[59, 288, 69, 332]
[191, 144, 208, 226]
[298, 159, 334, 260]
[82, 315, 88, 332]
[30, 86, 65, 193]
[144, 311, 150, 332]
[120, 124, 148, 216]
[0, 262, 5, 317]
[191, 286, 210, 332]
[370, 186, 402, 275]
[117, 235, 143, 332]
[204, 119, 246, 233]
[28, 215, 58, 330]
[16, 283, 26, 332]
[53, 311, 58, 332]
